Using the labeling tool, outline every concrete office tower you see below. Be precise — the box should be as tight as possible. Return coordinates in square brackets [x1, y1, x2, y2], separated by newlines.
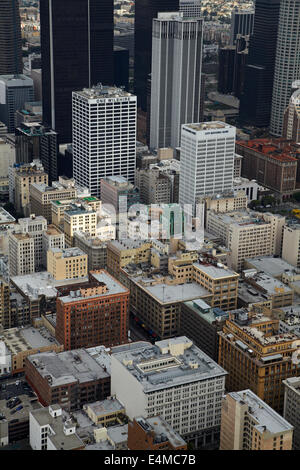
[283, 81, 300, 143]
[270, 0, 300, 136]
[239, 0, 280, 127]
[179, 122, 235, 208]
[150, 13, 203, 151]
[40, 0, 114, 144]
[220, 390, 293, 450]
[0, 0, 23, 75]
[0, 75, 34, 133]
[73, 85, 137, 198]
[134, 0, 179, 113]
[229, 9, 255, 45]
[179, 0, 202, 18]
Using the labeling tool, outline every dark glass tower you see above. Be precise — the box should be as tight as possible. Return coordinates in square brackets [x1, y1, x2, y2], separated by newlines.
[239, 0, 281, 127]
[0, 0, 23, 75]
[134, 0, 179, 112]
[40, 0, 114, 144]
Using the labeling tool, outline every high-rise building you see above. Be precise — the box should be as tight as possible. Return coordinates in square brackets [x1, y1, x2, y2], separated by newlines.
[40, 0, 114, 144]
[179, 0, 202, 18]
[229, 9, 255, 45]
[220, 390, 293, 450]
[0, 0, 23, 75]
[179, 122, 235, 208]
[283, 81, 300, 143]
[150, 13, 203, 150]
[239, 0, 281, 127]
[283, 377, 300, 450]
[72, 85, 137, 197]
[0, 75, 34, 133]
[270, 0, 300, 136]
[134, 0, 179, 113]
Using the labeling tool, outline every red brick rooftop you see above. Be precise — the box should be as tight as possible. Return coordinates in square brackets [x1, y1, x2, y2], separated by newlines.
[237, 138, 299, 163]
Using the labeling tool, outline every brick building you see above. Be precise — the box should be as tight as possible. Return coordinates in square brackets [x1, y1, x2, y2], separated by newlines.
[128, 416, 187, 450]
[55, 270, 129, 350]
[25, 349, 111, 411]
[236, 139, 298, 197]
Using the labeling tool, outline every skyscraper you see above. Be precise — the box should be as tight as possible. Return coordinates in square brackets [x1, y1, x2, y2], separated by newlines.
[179, 0, 202, 18]
[150, 13, 203, 150]
[179, 122, 236, 208]
[239, 0, 281, 127]
[270, 0, 300, 136]
[0, 0, 23, 75]
[134, 0, 179, 113]
[0, 75, 34, 133]
[282, 81, 300, 143]
[40, 0, 114, 144]
[229, 9, 255, 45]
[72, 85, 137, 198]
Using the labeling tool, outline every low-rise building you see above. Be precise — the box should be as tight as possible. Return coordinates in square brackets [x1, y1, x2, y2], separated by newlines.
[107, 240, 151, 280]
[128, 416, 187, 450]
[84, 399, 125, 427]
[30, 405, 85, 450]
[220, 389, 293, 450]
[42, 225, 65, 268]
[25, 349, 111, 411]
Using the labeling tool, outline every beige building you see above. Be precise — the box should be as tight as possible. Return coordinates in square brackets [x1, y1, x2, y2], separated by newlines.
[51, 196, 101, 231]
[202, 190, 248, 214]
[206, 210, 285, 271]
[193, 262, 239, 310]
[8, 233, 35, 277]
[42, 225, 65, 268]
[47, 247, 88, 281]
[107, 240, 152, 279]
[84, 399, 126, 427]
[12, 160, 48, 216]
[220, 390, 293, 450]
[282, 224, 300, 268]
[63, 203, 98, 247]
[29, 176, 90, 223]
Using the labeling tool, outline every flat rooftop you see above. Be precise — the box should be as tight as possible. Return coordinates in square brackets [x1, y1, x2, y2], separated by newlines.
[133, 277, 211, 304]
[194, 262, 238, 279]
[0, 326, 59, 354]
[86, 398, 124, 416]
[111, 337, 227, 392]
[50, 247, 86, 258]
[11, 271, 89, 300]
[58, 270, 128, 303]
[184, 121, 234, 132]
[245, 256, 299, 278]
[229, 389, 294, 434]
[30, 407, 84, 450]
[183, 299, 228, 325]
[75, 85, 134, 101]
[27, 349, 110, 387]
[136, 416, 186, 448]
[248, 273, 293, 296]
[0, 207, 15, 224]
[107, 424, 128, 444]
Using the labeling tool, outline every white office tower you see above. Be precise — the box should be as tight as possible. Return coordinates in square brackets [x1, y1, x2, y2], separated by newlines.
[179, 0, 202, 18]
[179, 122, 236, 208]
[150, 13, 203, 151]
[283, 81, 300, 143]
[72, 85, 137, 198]
[270, 0, 300, 136]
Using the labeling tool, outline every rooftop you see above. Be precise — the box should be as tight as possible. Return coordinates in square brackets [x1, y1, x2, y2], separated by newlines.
[184, 121, 234, 133]
[237, 139, 299, 163]
[111, 337, 227, 392]
[75, 84, 134, 101]
[245, 256, 300, 279]
[50, 247, 86, 258]
[136, 416, 186, 448]
[86, 398, 124, 416]
[184, 299, 228, 325]
[194, 262, 239, 279]
[0, 207, 15, 224]
[133, 277, 211, 305]
[0, 326, 59, 354]
[27, 349, 110, 387]
[229, 389, 294, 434]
